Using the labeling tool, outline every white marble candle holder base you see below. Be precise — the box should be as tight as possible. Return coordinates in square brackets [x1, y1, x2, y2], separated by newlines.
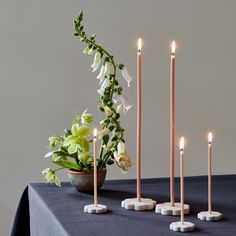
[155, 202, 190, 215]
[121, 198, 156, 211]
[84, 204, 108, 214]
[170, 221, 195, 232]
[198, 211, 223, 221]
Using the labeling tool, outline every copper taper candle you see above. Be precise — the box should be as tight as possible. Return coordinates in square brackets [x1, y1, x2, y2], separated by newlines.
[137, 38, 142, 202]
[170, 40, 176, 206]
[93, 128, 98, 206]
[208, 132, 213, 213]
[179, 137, 185, 225]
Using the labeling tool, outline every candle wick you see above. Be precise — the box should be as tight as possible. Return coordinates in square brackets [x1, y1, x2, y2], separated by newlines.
[138, 49, 141, 53]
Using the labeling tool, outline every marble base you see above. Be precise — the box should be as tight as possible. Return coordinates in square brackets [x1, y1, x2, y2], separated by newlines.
[155, 202, 190, 215]
[198, 211, 223, 221]
[170, 221, 196, 232]
[121, 198, 156, 211]
[84, 204, 108, 214]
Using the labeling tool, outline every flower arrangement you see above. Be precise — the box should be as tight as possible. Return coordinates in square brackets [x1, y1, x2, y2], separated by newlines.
[42, 11, 132, 186]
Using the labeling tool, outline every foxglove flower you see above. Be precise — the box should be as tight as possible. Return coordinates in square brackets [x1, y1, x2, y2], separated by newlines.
[88, 47, 94, 55]
[83, 46, 90, 54]
[97, 65, 105, 83]
[112, 93, 120, 104]
[97, 79, 110, 95]
[104, 61, 114, 76]
[104, 106, 113, 117]
[98, 128, 110, 139]
[91, 52, 101, 72]
[117, 104, 123, 114]
[122, 67, 133, 87]
[113, 142, 132, 172]
[120, 94, 132, 113]
[103, 140, 115, 151]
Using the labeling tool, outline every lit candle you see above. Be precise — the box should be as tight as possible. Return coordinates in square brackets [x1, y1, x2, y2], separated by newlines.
[208, 132, 213, 214]
[137, 38, 142, 202]
[179, 137, 185, 225]
[170, 40, 176, 206]
[93, 128, 98, 206]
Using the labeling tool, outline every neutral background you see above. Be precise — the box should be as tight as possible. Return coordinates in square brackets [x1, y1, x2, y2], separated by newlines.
[1, 0, 236, 234]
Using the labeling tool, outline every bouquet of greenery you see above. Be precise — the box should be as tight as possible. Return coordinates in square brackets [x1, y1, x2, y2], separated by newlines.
[42, 12, 133, 186]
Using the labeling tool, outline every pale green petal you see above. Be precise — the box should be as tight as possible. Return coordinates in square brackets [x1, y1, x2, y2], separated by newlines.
[63, 135, 75, 146]
[77, 125, 90, 137]
[71, 123, 79, 136]
[68, 143, 79, 154]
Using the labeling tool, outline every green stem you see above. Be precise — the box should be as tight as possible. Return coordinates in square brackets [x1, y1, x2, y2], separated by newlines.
[54, 167, 65, 172]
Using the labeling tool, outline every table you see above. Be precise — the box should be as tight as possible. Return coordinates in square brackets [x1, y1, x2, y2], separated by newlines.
[10, 175, 236, 236]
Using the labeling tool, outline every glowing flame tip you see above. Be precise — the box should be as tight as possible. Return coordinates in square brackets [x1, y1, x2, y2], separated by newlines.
[179, 136, 185, 150]
[171, 40, 176, 54]
[138, 38, 142, 51]
[93, 128, 98, 138]
[208, 132, 213, 143]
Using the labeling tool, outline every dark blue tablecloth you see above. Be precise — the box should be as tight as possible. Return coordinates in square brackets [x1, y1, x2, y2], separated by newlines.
[10, 175, 236, 236]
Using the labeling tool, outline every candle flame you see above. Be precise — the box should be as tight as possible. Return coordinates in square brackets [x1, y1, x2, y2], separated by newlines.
[171, 40, 176, 54]
[138, 38, 142, 51]
[208, 132, 213, 143]
[179, 136, 185, 150]
[93, 128, 98, 138]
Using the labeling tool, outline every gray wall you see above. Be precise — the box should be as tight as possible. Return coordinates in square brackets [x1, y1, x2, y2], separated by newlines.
[1, 0, 236, 234]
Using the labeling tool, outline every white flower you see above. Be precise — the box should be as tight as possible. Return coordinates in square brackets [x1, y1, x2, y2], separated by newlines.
[103, 140, 115, 151]
[104, 106, 113, 117]
[112, 93, 120, 104]
[83, 46, 90, 54]
[113, 141, 132, 172]
[98, 128, 110, 139]
[120, 94, 132, 113]
[97, 65, 105, 83]
[91, 52, 101, 72]
[118, 141, 126, 154]
[122, 68, 133, 87]
[104, 61, 114, 76]
[88, 47, 94, 55]
[97, 79, 110, 95]
[117, 104, 123, 114]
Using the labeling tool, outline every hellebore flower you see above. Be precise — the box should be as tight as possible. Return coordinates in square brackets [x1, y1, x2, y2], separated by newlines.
[42, 168, 61, 187]
[81, 109, 93, 125]
[113, 142, 132, 172]
[97, 79, 110, 95]
[119, 94, 132, 113]
[122, 67, 133, 87]
[98, 128, 110, 139]
[104, 106, 113, 117]
[91, 51, 101, 72]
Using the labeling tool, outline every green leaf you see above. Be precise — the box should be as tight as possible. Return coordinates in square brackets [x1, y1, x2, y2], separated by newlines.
[63, 135, 75, 146]
[77, 125, 90, 137]
[68, 143, 78, 154]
